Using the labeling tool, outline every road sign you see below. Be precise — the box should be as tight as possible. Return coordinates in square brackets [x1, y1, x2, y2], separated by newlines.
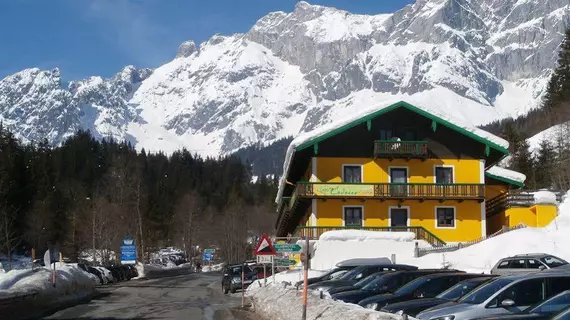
[203, 252, 212, 261]
[275, 243, 302, 253]
[120, 237, 136, 265]
[204, 248, 215, 254]
[275, 258, 296, 266]
[253, 233, 276, 256]
[256, 255, 273, 264]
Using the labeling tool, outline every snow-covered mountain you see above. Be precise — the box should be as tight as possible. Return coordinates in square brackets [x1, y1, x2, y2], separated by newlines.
[1, 0, 569, 156]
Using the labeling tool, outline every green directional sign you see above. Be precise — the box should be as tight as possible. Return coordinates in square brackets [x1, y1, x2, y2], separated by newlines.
[276, 259, 297, 266]
[204, 249, 215, 254]
[274, 244, 302, 253]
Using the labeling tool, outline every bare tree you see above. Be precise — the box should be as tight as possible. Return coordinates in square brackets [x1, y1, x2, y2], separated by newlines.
[0, 206, 22, 269]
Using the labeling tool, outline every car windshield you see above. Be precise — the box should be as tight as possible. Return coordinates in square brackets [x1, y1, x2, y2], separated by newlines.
[341, 266, 366, 280]
[229, 266, 253, 274]
[354, 273, 383, 287]
[541, 256, 568, 268]
[436, 279, 489, 301]
[393, 276, 430, 295]
[459, 278, 513, 304]
[529, 291, 570, 314]
[361, 274, 396, 292]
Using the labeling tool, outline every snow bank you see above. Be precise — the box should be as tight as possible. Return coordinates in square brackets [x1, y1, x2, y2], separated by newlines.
[247, 282, 402, 320]
[534, 190, 558, 205]
[320, 230, 416, 242]
[486, 166, 526, 185]
[398, 190, 570, 273]
[203, 263, 225, 272]
[0, 263, 96, 298]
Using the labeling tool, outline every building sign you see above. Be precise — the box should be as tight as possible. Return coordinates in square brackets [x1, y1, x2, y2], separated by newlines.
[120, 237, 137, 265]
[313, 184, 374, 197]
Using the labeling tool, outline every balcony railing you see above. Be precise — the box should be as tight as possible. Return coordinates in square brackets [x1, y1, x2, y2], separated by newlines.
[373, 140, 428, 159]
[486, 190, 563, 217]
[293, 226, 447, 247]
[294, 182, 485, 201]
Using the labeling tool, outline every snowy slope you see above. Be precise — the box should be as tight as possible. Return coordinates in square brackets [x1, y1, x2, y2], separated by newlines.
[0, 0, 569, 156]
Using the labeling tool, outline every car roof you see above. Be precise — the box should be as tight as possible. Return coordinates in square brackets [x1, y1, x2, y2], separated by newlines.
[336, 257, 392, 267]
[499, 272, 570, 281]
[503, 253, 553, 259]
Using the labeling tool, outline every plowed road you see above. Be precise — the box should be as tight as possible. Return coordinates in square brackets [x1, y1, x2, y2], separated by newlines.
[42, 272, 260, 320]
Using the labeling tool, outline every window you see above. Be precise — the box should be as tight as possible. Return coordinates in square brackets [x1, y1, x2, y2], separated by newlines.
[497, 261, 510, 269]
[527, 259, 542, 269]
[547, 277, 570, 299]
[541, 256, 568, 268]
[436, 207, 455, 228]
[380, 129, 393, 141]
[343, 165, 362, 183]
[508, 259, 526, 269]
[435, 167, 454, 184]
[495, 279, 545, 307]
[344, 207, 363, 227]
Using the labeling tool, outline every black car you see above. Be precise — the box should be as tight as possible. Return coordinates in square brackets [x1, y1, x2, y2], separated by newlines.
[359, 272, 484, 311]
[308, 264, 418, 293]
[327, 271, 394, 295]
[470, 289, 570, 320]
[380, 276, 497, 317]
[295, 267, 353, 289]
[222, 264, 258, 294]
[87, 266, 104, 284]
[331, 269, 462, 304]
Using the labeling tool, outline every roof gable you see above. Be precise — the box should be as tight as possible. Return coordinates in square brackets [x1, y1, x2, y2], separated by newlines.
[295, 101, 508, 154]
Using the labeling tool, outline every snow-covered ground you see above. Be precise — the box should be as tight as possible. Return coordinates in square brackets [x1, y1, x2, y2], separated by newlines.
[78, 249, 117, 265]
[0, 263, 96, 301]
[203, 263, 225, 272]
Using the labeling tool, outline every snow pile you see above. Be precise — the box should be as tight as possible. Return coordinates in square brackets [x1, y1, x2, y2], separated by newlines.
[486, 166, 526, 185]
[78, 249, 116, 264]
[319, 230, 416, 242]
[247, 282, 401, 320]
[534, 190, 558, 205]
[398, 190, 570, 273]
[0, 254, 33, 272]
[203, 263, 225, 272]
[311, 230, 429, 270]
[0, 263, 96, 298]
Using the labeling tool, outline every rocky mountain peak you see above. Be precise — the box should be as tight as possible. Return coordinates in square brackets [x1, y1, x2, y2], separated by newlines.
[176, 40, 199, 59]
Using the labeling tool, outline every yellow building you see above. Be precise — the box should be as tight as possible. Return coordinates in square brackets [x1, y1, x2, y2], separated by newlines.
[274, 101, 558, 246]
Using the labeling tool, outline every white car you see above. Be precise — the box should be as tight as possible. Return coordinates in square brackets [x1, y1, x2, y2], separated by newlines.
[96, 267, 115, 284]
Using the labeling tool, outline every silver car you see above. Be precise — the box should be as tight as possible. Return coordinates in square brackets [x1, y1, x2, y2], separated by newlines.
[490, 253, 569, 276]
[415, 272, 570, 320]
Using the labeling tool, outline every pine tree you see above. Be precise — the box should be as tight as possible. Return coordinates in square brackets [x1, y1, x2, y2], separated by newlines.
[511, 139, 536, 189]
[543, 29, 570, 113]
[535, 140, 557, 189]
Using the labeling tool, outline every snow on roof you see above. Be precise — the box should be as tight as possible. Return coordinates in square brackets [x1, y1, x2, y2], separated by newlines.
[485, 165, 526, 186]
[275, 100, 510, 204]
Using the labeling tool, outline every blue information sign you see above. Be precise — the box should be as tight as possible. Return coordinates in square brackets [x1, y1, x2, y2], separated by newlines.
[121, 237, 136, 265]
[203, 252, 212, 261]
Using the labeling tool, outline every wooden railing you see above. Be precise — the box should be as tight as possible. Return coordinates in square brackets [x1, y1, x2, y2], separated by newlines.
[293, 226, 447, 247]
[486, 190, 563, 217]
[416, 223, 527, 257]
[373, 140, 428, 158]
[295, 182, 485, 201]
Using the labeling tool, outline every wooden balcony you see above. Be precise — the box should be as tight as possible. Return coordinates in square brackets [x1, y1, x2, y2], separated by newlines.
[294, 182, 485, 202]
[486, 190, 563, 217]
[373, 140, 428, 159]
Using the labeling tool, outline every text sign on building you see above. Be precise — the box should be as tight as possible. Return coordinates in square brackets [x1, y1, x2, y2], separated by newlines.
[120, 237, 136, 265]
[313, 184, 374, 197]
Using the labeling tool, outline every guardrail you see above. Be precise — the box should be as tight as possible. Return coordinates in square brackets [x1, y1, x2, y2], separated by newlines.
[415, 223, 527, 257]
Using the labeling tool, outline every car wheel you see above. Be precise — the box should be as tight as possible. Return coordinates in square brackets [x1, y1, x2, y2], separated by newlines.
[230, 287, 236, 294]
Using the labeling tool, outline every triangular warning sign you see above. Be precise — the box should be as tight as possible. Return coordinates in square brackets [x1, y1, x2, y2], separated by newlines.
[254, 233, 276, 255]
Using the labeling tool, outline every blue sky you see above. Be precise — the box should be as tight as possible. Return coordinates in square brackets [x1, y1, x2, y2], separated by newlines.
[0, 0, 414, 81]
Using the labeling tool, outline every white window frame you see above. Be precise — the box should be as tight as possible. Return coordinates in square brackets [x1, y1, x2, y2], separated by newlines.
[343, 205, 364, 227]
[388, 166, 409, 183]
[435, 206, 457, 229]
[433, 165, 455, 184]
[388, 206, 410, 227]
[342, 164, 364, 183]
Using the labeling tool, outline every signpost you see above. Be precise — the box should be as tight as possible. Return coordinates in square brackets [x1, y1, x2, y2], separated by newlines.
[254, 233, 276, 287]
[275, 258, 296, 266]
[204, 248, 215, 254]
[203, 252, 213, 261]
[274, 243, 302, 253]
[120, 237, 137, 265]
[256, 255, 273, 264]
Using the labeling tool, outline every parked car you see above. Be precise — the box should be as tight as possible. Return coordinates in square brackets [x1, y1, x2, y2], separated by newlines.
[331, 269, 463, 304]
[491, 254, 569, 276]
[327, 271, 394, 295]
[469, 290, 570, 320]
[96, 267, 115, 283]
[359, 272, 484, 310]
[551, 305, 570, 320]
[222, 264, 258, 294]
[416, 272, 570, 320]
[108, 266, 124, 281]
[295, 266, 353, 289]
[308, 264, 418, 293]
[380, 276, 497, 317]
[87, 266, 105, 284]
